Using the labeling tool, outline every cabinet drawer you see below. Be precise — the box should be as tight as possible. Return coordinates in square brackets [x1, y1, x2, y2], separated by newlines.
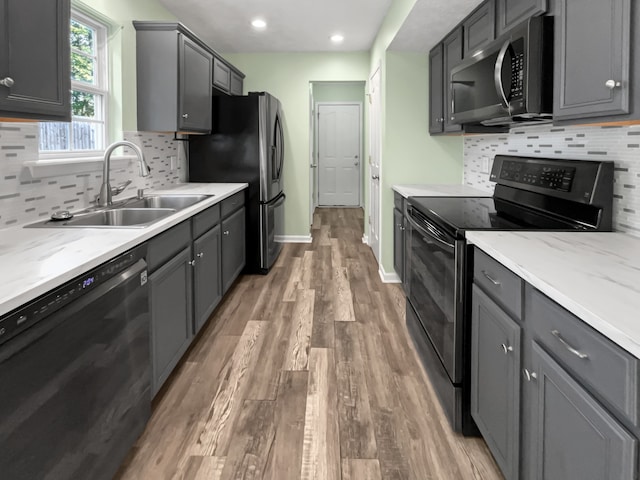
[526, 285, 640, 426]
[221, 191, 244, 217]
[393, 191, 405, 212]
[147, 221, 191, 272]
[473, 248, 522, 319]
[192, 204, 220, 238]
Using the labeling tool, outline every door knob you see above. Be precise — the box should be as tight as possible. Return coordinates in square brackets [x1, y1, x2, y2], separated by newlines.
[605, 79, 621, 89]
[0, 77, 14, 88]
[372, 175, 379, 180]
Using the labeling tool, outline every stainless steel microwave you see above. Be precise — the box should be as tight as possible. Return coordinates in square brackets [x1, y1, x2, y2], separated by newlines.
[450, 16, 554, 126]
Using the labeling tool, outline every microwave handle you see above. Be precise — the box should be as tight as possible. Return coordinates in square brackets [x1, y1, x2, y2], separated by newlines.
[494, 40, 512, 115]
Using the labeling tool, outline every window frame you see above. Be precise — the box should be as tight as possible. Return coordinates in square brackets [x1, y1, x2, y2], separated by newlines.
[38, 9, 109, 159]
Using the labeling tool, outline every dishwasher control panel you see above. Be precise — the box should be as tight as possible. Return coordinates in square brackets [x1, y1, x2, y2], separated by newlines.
[0, 245, 146, 346]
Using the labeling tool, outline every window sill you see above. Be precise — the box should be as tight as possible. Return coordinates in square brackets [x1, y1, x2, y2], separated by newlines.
[24, 155, 137, 179]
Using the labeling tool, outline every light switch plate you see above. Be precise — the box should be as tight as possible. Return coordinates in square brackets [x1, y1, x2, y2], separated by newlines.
[481, 156, 490, 174]
[170, 155, 177, 171]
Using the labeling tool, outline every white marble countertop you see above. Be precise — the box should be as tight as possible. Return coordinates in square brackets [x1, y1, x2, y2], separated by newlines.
[392, 184, 492, 198]
[0, 183, 247, 317]
[466, 231, 640, 358]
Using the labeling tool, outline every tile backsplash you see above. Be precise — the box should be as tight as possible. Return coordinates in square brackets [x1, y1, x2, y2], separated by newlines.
[464, 124, 640, 236]
[0, 122, 188, 229]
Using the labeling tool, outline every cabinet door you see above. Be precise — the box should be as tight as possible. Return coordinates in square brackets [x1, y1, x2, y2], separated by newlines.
[179, 34, 212, 132]
[213, 57, 231, 92]
[0, 0, 70, 120]
[471, 285, 521, 480]
[393, 208, 405, 283]
[149, 247, 193, 395]
[553, 0, 631, 121]
[463, 0, 495, 56]
[230, 71, 243, 96]
[527, 342, 637, 480]
[443, 27, 463, 133]
[193, 224, 221, 334]
[496, 0, 546, 36]
[221, 207, 246, 293]
[428, 44, 444, 134]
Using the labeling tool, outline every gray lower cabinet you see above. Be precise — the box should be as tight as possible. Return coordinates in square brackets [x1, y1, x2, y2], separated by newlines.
[471, 284, 520, 480]
[193, 224, 222, 334]
[221, 206, 246, 294]
[393, 207, 405, 283]
[553, 0, 632, 122]
[526, 342, 637, 480]
[149, 246, 193, 395]
[0, 0, 70, 121]
[496, 0, 546, 36]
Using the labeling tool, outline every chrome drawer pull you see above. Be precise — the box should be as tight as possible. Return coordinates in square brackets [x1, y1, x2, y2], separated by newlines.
[482, 270, 501, 286]
[501, 343, 513, 354]
[551, 330, 589, 359]
[523, 369, 537, 382]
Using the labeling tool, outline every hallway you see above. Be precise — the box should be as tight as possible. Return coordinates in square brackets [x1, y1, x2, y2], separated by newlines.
[117, 208, 502, 479]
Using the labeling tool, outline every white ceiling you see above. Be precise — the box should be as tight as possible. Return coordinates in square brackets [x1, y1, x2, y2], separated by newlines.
[158, 0, 484, 53]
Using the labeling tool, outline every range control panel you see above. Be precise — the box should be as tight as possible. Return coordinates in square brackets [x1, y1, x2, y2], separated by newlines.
[499, 160, 576, 192]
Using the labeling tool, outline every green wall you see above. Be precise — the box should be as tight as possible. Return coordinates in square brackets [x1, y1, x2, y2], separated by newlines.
[225, 53, 370, 238]
[313, 82, 365, 103]
[76, 0, 176, 134]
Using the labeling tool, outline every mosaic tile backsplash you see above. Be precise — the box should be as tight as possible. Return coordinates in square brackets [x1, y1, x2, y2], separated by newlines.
[0, 122, 188, 229]
[464, 124, 640, 236]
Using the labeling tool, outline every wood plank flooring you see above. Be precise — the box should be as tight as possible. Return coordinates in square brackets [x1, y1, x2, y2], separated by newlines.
[116, 208, 502, 480]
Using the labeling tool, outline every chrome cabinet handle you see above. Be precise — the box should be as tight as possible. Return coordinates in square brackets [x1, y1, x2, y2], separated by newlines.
[482, 270, 501, 286]
[605, 79, 621, 89]
[501, 343, 513, 354]
[523, 369, 537, 382]
[551, 330, 589, 359]
[182, 113, 189, 119]
[188, 260, 196, 266]
[0, 77, 14, 88]
[223, 230, 230, 235]
[196, 252, 204, 258]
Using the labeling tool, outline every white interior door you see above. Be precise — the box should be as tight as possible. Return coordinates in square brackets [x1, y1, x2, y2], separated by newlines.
[317, 103, 361, 206]
[309, 84, 317, 223]
[369, 67, 381, 262]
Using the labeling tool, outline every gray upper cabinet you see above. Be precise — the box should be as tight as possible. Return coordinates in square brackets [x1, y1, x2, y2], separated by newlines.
[443, 27, 464, 133]
[221, 206, 246, 294]
[496, 0, 546, 36]
[193, 224, 221, 334]
[179, 34, 213, 132]
[428, 44, 444, 134]
[0, 0, 70, 121]
[471, 284, 520, 480]
[213, 57, 230, 92]
[526, 342, 637, 480]
[463, 0, 496, 56]
[230, 70, 243, 96]
[134, 22, 212, 133]
[553, 0, 632, 122]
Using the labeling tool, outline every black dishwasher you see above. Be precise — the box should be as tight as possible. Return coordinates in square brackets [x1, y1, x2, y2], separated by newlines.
[0, 244, 150, 480]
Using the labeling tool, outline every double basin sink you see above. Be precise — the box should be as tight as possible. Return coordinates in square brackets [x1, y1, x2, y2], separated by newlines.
[27, 194, 212, 228]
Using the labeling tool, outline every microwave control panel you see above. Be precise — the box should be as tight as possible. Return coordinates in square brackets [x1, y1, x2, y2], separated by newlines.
[499, 160, 576, 192]
[510, 52, 525, 100]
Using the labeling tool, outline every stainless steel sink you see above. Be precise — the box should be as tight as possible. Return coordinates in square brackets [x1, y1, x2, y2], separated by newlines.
[123, 194, 211, 210]
[26, 208, 176, 228]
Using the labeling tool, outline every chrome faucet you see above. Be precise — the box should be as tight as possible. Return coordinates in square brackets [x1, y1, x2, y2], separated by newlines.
[97, 141, 151, 207]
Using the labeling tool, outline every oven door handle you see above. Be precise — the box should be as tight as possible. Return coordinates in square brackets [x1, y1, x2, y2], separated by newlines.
[406, 209, 455, 249]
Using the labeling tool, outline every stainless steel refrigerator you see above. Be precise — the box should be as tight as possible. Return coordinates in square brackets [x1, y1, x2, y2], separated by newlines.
[189, 92, 285, 273]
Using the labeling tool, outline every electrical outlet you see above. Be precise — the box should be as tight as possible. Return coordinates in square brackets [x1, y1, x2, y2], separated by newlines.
[170, 155, 177, 171]
[481, 156, 490, 174]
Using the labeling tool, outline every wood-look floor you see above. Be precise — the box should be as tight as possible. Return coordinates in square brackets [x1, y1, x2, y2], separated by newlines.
[116, 208, 502, 480]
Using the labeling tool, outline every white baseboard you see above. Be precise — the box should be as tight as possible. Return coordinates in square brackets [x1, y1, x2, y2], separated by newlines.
[276, 235, 312, 244]
[378, 265, 401, 283]
[362, 234, 369, 244]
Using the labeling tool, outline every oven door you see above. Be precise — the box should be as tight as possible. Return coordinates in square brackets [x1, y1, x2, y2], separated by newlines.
[406, 206, 465, 383]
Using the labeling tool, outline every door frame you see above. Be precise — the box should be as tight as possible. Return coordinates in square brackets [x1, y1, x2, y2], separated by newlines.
[314, 101, 363, 207]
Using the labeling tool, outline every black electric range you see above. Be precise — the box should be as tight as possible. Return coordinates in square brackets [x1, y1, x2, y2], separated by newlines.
[404, 155, 614, 435]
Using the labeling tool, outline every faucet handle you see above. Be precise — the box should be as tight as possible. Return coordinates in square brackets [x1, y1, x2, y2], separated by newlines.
[111, 180, 132, 197]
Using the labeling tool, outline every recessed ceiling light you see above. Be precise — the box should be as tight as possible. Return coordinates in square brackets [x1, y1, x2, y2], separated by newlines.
[330, 34, 344, 44]
[251, 18, 267, 29]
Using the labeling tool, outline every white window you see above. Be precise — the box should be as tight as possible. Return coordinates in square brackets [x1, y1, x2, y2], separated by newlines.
[39, 11, 108, 155]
